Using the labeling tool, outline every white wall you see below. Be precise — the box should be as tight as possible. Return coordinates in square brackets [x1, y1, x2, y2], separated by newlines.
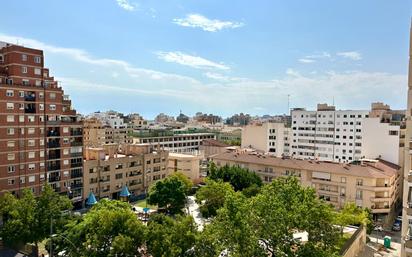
[361, 118, 400, 164]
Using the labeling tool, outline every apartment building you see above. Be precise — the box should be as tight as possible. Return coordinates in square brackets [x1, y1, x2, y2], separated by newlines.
[402, 24, 412, 257]
[83, 144, 168, 201]
[241, 122, 291, 157]
[0, 42, 83, 207]
[212, 150, 401, 223]
[168, 152, 202, 182]
[291, 103, 402, 164]
[200, 139, 232, 158]
[83, 117, 132, 147]
[132, 130, 215, 153]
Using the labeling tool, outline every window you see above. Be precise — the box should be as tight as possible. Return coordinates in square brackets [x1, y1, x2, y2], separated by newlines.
[39, 139, 44, 146]
[34, 68, 41, 75]
[39, 104, 44, 110]
[63, 127, 69, 133]
[6, 103, 14, 110]
[22, 54, 27, 61]
[7, 141, 15, 147]
[28, 164, 35, 170]
[356, 190, 363, 200]
[28, 152, 35, 158]
[20, 177, 26, 184]
[63, 149, 69, 155]
[6, 90, 13, 97]
[8, 166, 15, 173]
[50, 93, 56, 99]
[356, 179, 363, 186]
[28, 139, 35, 146]
[63, 160, 69, 165]
[19, 91, 24, 97]
[35, 80, 42, 86]
[7, 153, 15, 160]
[22, 66, 28, 73]
[28, 116, 35, 122]
[8, 179, 15, 185]
[115, 173, 123, 179]
[34, 56, 41, 63]
[22, 79, 29, 86]
[39, 92, 44, 98]
[39, 151, 44, 157]
[341, 177, 346, 183]
[7, 115, 14, 122]
[49, 104, 56, 111]
[7, 128, 15, 135]
[19, 103, 24, 110]
[28, 128, 35, 134]
[29, 176, 35, 183]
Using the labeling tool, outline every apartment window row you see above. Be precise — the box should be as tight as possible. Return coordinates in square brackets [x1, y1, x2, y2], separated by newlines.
[21, 66, 42, 75]
[5, 90, 56, 99]
[21, 54, 42, 63]
[8, 175, 36, 186]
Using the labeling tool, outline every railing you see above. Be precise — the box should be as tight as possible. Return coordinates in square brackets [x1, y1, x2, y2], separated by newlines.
[70, 183, 83, 189]
[48, 154, 61, 160]
[47, 131, 60, 137]
[70, 152, 83, 158]
[71, 162, 82, 168]
[24, 95, 36, 101]
[70, 131, 83, 136]
[47, 164, 61, 171]
[25, 108, 36, 114]
[47, 142, 60, 148]
[48, 176, 61, 183]
[70, 141, 83, 147]
[70, 172, 83, 179]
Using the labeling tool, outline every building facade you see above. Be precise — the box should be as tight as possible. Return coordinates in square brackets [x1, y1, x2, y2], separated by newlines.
[83, 117, 132, 147]
[132, 132, 215, 153]
[83, 144, 168, 200]
[241, 122, 291, 157]
[212, 150, 401, 223]
[0, 42, 83, 207]
[167, 152, 202, 183]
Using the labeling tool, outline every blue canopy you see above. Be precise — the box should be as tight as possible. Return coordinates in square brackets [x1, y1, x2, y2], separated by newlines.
[119, 185, 131, 197]
[86, 191, 97, 206]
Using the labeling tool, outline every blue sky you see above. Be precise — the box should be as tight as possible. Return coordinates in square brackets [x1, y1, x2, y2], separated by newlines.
[1, 0, 411, 118]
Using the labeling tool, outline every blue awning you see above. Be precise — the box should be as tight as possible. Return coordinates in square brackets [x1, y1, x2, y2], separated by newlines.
[86, 191, 97, 206]
[119, 185, 131, 197]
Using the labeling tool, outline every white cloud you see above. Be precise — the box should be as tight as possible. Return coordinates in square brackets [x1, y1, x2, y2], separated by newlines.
[204, 72, 247, 82]
[306, 52, 331, 59]
[298, 58, 315, 63]
[173, 14, 244, 32]
[116, 0, 138, 11]
[286, 68, 300, 77]
[156, 51, 230, 70]
[337, 51, 362, 61]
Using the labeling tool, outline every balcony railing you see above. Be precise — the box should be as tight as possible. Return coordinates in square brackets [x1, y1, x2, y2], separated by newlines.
[70, 131, 83, 136]
[70, 152, 83, 158]
[47, 142, 60, 148]
[70, 183, 83, 189]
[47, 131, 60, 137]
[48, 154, 61, 160]
[70, 172, 83, 179]
[70, 141, 83, 147]
[71, 162, 83, 168]
[24, 95, 36, 102]
[47, 164, 61, 171]
[48, 176, 60, 183]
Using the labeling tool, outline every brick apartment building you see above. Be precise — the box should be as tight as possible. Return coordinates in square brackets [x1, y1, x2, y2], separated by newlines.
[0, 42, 83, 207]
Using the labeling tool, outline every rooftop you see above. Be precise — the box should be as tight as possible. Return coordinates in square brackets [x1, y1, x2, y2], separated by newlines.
[211, 150, 399, 179]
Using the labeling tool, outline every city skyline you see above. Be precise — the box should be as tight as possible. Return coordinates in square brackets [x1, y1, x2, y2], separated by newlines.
[0, 0, 410, 119]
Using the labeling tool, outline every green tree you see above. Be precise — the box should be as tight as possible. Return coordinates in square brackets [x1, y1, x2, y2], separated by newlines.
[199, 177, 340, 257]
[209, 164, 262, 191]
[146, 214, 198, 257]
[147, 175, 188, 214]
[195, 180, 234, 217]
[334, 202, 371, 235]
[52, 199, 146, 257]
[0, 185, 72, 255]
[170, 172, 193, 193]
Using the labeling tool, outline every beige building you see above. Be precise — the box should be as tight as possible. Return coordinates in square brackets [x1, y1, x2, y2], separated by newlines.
[200, 139, 232, 158]
[212, 150, 401, 223]
[168, 152, 202, 183]
[83, 117, 132, 147]
[83, 144, 168, 200]
[241, 122, 291, 157]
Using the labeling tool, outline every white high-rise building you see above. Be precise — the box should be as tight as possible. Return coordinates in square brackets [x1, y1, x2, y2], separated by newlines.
[291, 104, 369, 162]
[291, 103, 402, 164]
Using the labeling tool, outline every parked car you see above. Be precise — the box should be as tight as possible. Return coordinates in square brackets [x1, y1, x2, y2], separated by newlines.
[392, 222, 401, 231]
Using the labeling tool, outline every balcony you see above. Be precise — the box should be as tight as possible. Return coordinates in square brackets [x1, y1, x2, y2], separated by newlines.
[318, 189, 339, 196]
[71, 162, 82, 168]
[47, 164, 61, 171]
[70, 171, 83, 179]
[70, 152, 83, 158]
[24, 93, 36, 102]
[47, 140, 60, 149]
[370, 206, 390, 213]
[70, 141, 83, 147]
[100, 178, 110, 183]
[48, 154, 61, 160]
[70, 129, 83, 136]
[70, 183, 83, 189]
[48, 176, 60, 183]
[47, 131, 60, 137]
